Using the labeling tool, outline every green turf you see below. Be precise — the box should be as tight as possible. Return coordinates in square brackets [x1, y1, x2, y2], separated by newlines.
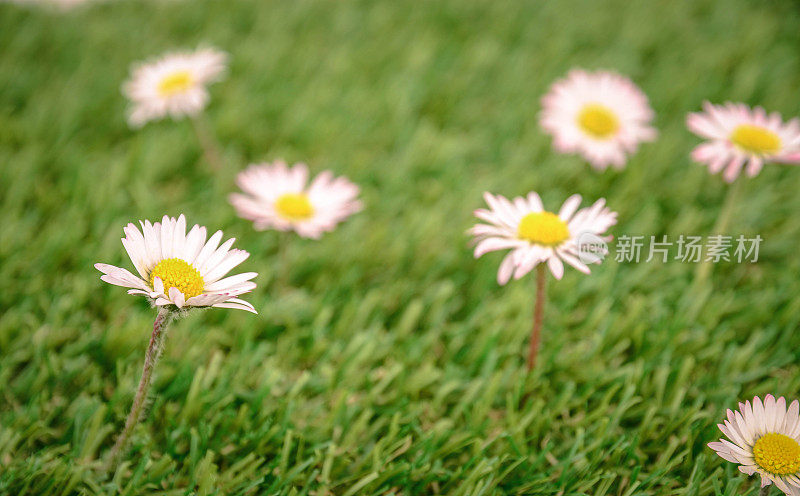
[3, 0, 800, 494]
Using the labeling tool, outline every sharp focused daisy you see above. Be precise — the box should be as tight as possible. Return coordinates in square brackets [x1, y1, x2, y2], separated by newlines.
[229, 161, 363, 239]
[123, 47, 228, 128]
[469, 191, 616, 370]
[710, 395, 800, 496]
[95, 214, 257, 313]
[540, 69, 657, 170]
[95, 214, 257, 468]
[687, 102, 800, 182]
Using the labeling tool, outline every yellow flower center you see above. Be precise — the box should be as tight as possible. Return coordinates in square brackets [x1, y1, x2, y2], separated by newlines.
[577, 103, 620, 139]
[753, 433, 800, 476]
[149, 258, 204, 299]
[275, 193, 314, 220]
[157, 70, 194, 97]
[517, 211, 570, 245]
[730, 124, 782, 155]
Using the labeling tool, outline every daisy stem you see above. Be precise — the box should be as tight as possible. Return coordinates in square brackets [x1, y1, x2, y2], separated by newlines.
[527, 264, 547, 372]
[694, 178, 744, 284]
[759, 486, 771, 496]
[190, 113, 225, 172]
[107, 307, 172, 471]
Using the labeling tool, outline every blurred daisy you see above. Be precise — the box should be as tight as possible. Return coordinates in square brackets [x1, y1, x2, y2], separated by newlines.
[687, 102, 800, 182]
[540, 69, 657, 170]
[230, 161, 362, 239]
[469, 191, 616, 371]
[123, 47, 228, 127]
[710, 395, 800, 495]
[470, 192, 616, 284]
[95, 214, 257, 313]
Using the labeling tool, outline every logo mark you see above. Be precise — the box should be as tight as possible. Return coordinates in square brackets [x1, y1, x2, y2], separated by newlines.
[576, 232, 608, 265]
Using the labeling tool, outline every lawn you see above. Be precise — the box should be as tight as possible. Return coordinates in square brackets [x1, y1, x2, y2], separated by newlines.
[2, 0, 800, 494]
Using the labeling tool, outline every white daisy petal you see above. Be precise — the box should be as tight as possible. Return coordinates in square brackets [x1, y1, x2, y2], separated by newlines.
[212, 298, 258, 314]
[95, 264, 149, 291]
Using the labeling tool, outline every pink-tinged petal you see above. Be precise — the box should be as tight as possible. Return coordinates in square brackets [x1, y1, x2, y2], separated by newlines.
[526, 192, 544, 212]
[497, 252, 516, 285]
[787, 400, 800, 438]
[737, 465, 757, 476]
[723, 156, 745, 183]
[160, 215, 174, 260]
[185, 293, 235, 307]
[753, 396, 767, 436]
[719, 439, 755, 464]
[473, 237, 524, 258]
[558, 194, 582, 221]
[708, 442, 739, 463]
[152, 276, 164, 295]
[735, 409, 755, 445]
[183, 224, 208, 265]
[204, 272, 258, 292]
[547, 256, 564, 280]
[203, 249, 250, 283]
[169, 287, 185, 308]
[172, 214, 187, 258]
[193, 230, 224, 270]
[468, 224, 513, 238]
[212, 298, 258, 314]
[559, 250, 591, 273]
[746, 157, 764, 177]
[95, 263, 149, 291]
[777, 152, 800, 164]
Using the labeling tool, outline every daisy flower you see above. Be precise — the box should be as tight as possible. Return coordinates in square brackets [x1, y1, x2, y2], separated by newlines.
[470, 191, 617, 284]
[540, 69, 657, 170]
[687, 102, 800, 182]
[96, 215, 257, 468]
[710, 395, 800, 495]
[230, 160, 362, 239]
[123, 47, 228, 127]
[469, 191, 616, 371]
[95, 214, 257, 313]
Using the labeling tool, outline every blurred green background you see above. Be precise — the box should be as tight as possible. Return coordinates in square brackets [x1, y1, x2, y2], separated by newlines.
[2, 0, 800, 494]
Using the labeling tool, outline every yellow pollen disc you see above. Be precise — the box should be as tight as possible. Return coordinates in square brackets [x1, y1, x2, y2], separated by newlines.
[149, 258, 204, 299]
[157, 70, 194, 97]
[275, 193, 314, 220]
[730, 124, 782, 155]
[517, 211, 570, 245]
[577, 103, 620, 139]
[753, 432, 800, 476]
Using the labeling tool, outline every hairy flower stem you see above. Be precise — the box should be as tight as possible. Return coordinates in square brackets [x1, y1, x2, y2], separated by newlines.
[694, 178, 743, 285]
[107, 308, 172, 470]
[527, 264, 547, 372]
[190, 113, 225, 172]
[760, 486, 771, 496]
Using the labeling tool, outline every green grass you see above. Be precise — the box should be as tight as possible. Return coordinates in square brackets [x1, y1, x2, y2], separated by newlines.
[3, 0, 800, 494]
